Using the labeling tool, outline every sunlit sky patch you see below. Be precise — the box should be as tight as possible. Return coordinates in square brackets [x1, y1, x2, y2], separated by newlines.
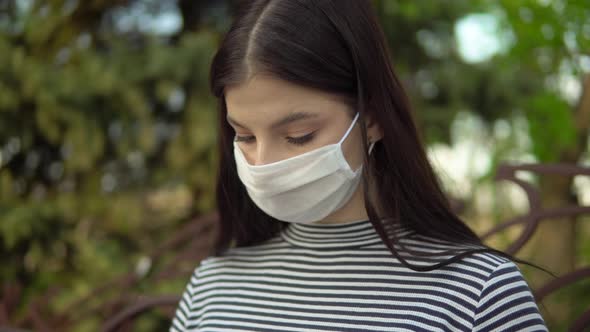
[454, 13, 507, 63]
[110, 0, 182, 35]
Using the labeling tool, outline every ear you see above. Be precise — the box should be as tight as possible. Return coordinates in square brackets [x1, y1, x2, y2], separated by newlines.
[364, 113, 383, 144]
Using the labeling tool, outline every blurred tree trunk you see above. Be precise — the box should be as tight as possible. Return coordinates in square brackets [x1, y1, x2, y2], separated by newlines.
[520, 74, 590, 326]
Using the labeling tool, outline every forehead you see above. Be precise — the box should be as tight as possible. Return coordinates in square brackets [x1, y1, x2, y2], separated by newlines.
[225, 74, 351, 124]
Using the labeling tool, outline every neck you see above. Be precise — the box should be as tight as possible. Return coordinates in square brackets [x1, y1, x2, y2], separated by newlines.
[281, 219, 380, 249]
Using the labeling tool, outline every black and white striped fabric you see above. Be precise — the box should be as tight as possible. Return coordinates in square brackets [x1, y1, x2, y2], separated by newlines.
[170, 219, 548, 331]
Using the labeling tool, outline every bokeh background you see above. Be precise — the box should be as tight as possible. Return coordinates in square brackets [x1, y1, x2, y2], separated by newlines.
[1, 0, 589, 331]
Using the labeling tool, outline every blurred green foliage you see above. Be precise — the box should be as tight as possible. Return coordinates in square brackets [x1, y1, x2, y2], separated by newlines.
[0, 0, 588, 331]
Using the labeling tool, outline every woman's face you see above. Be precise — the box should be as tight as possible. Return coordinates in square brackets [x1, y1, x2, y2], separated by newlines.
[225, 74, 373, 170]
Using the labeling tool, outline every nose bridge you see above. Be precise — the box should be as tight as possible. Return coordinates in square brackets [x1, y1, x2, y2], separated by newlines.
[254, 143, 268, 166]
[246, 140, 273, 166]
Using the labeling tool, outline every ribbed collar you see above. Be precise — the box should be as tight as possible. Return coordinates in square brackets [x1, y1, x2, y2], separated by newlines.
[280, 218, 410, 250]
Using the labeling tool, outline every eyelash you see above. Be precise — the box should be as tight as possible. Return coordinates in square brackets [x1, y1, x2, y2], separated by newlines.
[287, 132, 316, 145]
[234, 132, 316, 146]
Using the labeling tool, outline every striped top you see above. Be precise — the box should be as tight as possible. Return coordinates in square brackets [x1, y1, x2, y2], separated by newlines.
[170, 219, 548, 331]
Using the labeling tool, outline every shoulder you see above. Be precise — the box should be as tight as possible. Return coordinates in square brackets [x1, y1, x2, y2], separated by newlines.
[433, 249, 548, 331]
[468, 253, 548, 332]
[464, 251, 533, 301]
[474, 253, 533, 304]
[396, 233, 515, 281]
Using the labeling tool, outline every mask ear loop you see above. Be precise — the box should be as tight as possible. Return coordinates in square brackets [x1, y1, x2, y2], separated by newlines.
[337, 112, 360, 146]
[339, 112, 375, 156]
[368, 141, 376, 155]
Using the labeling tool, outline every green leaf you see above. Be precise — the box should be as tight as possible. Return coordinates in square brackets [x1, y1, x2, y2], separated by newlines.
[525, 92, 577, 162]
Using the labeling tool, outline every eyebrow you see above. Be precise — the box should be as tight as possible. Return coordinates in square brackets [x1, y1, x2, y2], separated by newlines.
[226, 111, 320, 129]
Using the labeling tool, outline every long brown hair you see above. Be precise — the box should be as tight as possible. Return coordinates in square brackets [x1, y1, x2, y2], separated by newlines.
[208, 0, 552, 274]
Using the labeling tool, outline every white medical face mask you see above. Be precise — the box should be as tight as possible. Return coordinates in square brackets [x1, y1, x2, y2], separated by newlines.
[233, 112, 376, 224]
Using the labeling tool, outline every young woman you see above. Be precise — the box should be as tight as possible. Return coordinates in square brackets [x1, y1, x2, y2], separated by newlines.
[170, 1, 549, 331]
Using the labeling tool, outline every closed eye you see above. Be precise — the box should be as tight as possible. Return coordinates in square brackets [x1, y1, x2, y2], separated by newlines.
[234, 131, 316, 146]
[286, 132, 315, 145]
[234, 135, 255, 143]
